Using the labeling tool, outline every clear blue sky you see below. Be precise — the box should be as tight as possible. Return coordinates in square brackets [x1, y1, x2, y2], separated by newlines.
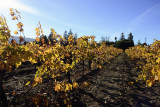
[0, 0, 160, 44]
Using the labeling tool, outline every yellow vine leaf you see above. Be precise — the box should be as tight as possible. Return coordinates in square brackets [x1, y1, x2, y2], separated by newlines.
[55, 84, 61, 92]
[36, 37, 40, 42]
[127, 81, 134, 86]
[10, 12, 14, 16]
[156, 57, 160, 64]
[34, 77, 42, 83]
[80, 81, 90, 88]
[41, 29, 43, 34]
[73, 82, 79, 88]
[10, 8, 13, 12]
[17, 22, 23, 28]
[31, 58, 37, 64]
[35, 27, 39, 32]
[148, 82, 152, 87]
[65, 84, 72, 92]
[14, 30, 18, 35]
[32, 81, 38, 87]
[25, 81, 31, 86]
[12, 16, 18, 20]
[99, 65, 102, 69]
[16, 62, 21, 68]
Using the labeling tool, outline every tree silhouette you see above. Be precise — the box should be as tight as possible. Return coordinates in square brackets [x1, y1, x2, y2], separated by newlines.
[128, 32, 133, 41]
[120, 32, 125, 40]
[115, 37, 117, 42]
[68, 29, 73, 36]
[63, 30, 68, 40]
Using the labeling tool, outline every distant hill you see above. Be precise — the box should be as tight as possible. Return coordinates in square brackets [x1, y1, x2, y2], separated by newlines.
[9, 36, 35, 44]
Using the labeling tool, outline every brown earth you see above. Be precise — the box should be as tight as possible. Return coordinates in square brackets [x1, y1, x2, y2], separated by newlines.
[80, 53, 160, 107]
[2, 53, 160, 107]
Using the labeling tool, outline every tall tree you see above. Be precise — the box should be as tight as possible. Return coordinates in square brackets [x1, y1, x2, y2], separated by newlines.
[68, 29, 73, 36]
[128, 32, 133, 41]
[120, 32, 125, 40]
[115, 37, 117, 42]
[63, 30, 68, 40]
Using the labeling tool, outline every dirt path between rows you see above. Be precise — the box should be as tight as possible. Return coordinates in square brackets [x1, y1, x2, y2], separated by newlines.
[2, 53, 160, 107]
[80, 53, 160, 107]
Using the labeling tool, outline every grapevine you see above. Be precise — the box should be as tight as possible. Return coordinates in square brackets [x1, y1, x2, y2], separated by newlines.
[0, 8, 123, 106]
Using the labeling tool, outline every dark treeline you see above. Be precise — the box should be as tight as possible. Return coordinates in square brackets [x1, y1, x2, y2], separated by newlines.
[100, 32, 147, 51]
[32, 29, 147, 51]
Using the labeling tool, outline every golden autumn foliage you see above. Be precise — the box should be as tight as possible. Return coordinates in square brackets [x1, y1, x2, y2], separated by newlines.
[126, 40, 160, 87]
[0, 8, 124, 106]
